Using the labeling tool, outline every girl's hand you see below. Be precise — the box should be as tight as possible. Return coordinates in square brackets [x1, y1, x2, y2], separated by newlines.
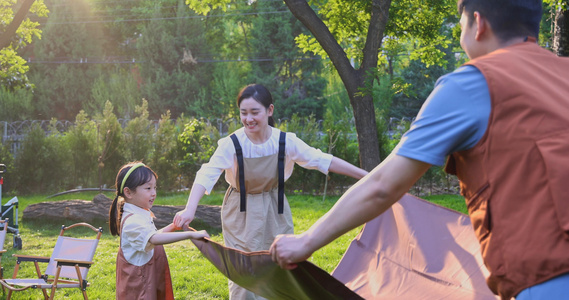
[191, 230, 210, 240]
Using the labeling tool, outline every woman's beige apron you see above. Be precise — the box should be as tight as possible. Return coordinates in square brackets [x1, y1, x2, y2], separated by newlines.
[222, 145, 294, 300]
[116, 214, 174, 300]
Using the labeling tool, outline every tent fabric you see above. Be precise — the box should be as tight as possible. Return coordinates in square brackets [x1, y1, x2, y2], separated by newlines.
[191, 193, 499, 300]
[190, 237, 363, 300]
[332, 194, 498, 300]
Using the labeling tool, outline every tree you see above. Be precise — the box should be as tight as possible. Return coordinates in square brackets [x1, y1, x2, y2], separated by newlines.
[186, 0, 328, 121]
[28, 0, 104, 119]
[550, 0, 569, 56]
[0, 0, 48, 90]
[188, 0, 454, 170]
[246, 0, 327, 120]
[135, 0, 214, 118]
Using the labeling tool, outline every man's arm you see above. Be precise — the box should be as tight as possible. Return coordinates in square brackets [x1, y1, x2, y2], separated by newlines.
[270, 154, 431, 269]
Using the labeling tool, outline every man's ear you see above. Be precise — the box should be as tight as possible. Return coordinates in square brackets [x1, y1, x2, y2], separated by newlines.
[474, 11, 488, 41]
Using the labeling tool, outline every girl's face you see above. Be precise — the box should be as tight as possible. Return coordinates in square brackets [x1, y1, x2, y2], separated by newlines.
[124, 176, 157, 210]
[239, 97, 273, 135]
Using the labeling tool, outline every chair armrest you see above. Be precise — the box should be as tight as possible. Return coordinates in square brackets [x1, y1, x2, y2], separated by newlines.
[12, 254, 51, 263]
[54, 258, 94, 268]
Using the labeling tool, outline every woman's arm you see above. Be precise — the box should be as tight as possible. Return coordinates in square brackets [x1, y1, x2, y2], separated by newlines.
[173, 184, 207, 228]
[328, 156, 368, 179]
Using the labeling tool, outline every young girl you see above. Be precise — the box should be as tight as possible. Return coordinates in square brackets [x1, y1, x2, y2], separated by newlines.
[173, 84, 368, 299]
[109, 162, 209, 300]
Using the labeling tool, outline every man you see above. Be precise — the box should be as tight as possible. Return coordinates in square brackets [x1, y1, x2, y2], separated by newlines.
[270, 1, 569, 299]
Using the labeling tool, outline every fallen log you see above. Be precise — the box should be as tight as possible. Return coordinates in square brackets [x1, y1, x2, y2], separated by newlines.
[22, 194, 221, 230]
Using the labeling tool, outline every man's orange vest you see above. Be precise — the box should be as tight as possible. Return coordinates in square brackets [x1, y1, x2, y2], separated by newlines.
[445, 39, 569, 299]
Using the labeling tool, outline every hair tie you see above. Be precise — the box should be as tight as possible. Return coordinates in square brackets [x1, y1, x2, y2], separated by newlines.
[120, 163, 145, 193]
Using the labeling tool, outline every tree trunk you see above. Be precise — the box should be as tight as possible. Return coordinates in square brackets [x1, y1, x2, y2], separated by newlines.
[0, 0, 35, 49]
[283, 0, 391, 171]
[22, 194, 222, 230]
[553, 7, 569, 57]
[350, 80, 381, 171]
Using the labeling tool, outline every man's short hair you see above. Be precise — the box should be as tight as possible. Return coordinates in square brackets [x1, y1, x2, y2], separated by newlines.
[457, 0, 542, 42]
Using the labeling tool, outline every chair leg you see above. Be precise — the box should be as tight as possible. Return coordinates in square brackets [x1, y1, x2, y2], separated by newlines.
[49, 265, 63, 300]
[42, 288, 49, 300]
[74, 264, 88, 300]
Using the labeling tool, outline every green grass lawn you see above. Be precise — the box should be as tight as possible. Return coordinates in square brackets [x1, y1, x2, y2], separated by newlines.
[0, 191, 466, 299]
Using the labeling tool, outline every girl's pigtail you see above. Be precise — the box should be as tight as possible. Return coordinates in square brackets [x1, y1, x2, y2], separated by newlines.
[109, 195, 121, 236]
[118, 198, 125, 233]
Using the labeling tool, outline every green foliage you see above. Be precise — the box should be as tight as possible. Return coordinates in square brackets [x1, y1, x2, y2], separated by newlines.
[278, 114, 327, 194]
[178, 118, 218, 187]
[210, 62, 248, 120]
[321, 109, 360, 193]
[297, 0, 455, 69]
[95, 101, 124, 189]
[390, 47, 455, 119]
[89, 70, 142, 119]
[0, 86, 33, 121]
[187, 0, 232, 15]
[63, 110, 99, 188]
[0, 0, 48, 90]
[149, 111, 184, 191]
[122, 99, 153, 163]
[297, 0, 370, 61]
[136, 4, 213, 118]
[544, 0, 569, 10]
[27, 0, 104, 120]
[13, 121, 70, 194]
[247, 0, 327, 121]
[0, 47, 31, 89]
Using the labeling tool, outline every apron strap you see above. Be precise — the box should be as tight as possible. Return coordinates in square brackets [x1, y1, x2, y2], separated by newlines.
[120, 213, 134, 242]
[278, 131, 286, 214]
[230, 134, 247, 212]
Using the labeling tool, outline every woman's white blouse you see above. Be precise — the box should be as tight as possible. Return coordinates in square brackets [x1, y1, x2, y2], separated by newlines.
[194, 127, 333, 194]
[120, 203, 157, 266]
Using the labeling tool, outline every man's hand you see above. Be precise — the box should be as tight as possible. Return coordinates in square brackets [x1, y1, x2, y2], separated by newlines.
[269, 233, 314, 270]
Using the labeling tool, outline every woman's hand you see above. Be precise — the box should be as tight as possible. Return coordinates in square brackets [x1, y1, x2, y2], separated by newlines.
[173, 207, 196, 229]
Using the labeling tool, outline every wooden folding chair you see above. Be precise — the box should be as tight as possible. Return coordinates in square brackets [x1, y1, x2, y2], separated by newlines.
[0, 222, 103, 300]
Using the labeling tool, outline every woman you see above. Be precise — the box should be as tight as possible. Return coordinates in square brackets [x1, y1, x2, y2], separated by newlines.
[174, 83, 367, 299]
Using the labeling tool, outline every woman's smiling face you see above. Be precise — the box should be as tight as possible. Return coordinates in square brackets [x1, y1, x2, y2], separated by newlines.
[239, 97, 273, 135]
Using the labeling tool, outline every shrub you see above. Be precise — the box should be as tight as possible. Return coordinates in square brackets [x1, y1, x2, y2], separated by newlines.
[63, 110, 99, 188]
[94, 101, 124, 189]
[278, 114, 326, 195]
[322, 109, 360, 195]
[149, 111, 183, 191]
[178, 118, 218, 189]
[13, 121, 70, 194]
[122, 99, 153, 163]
